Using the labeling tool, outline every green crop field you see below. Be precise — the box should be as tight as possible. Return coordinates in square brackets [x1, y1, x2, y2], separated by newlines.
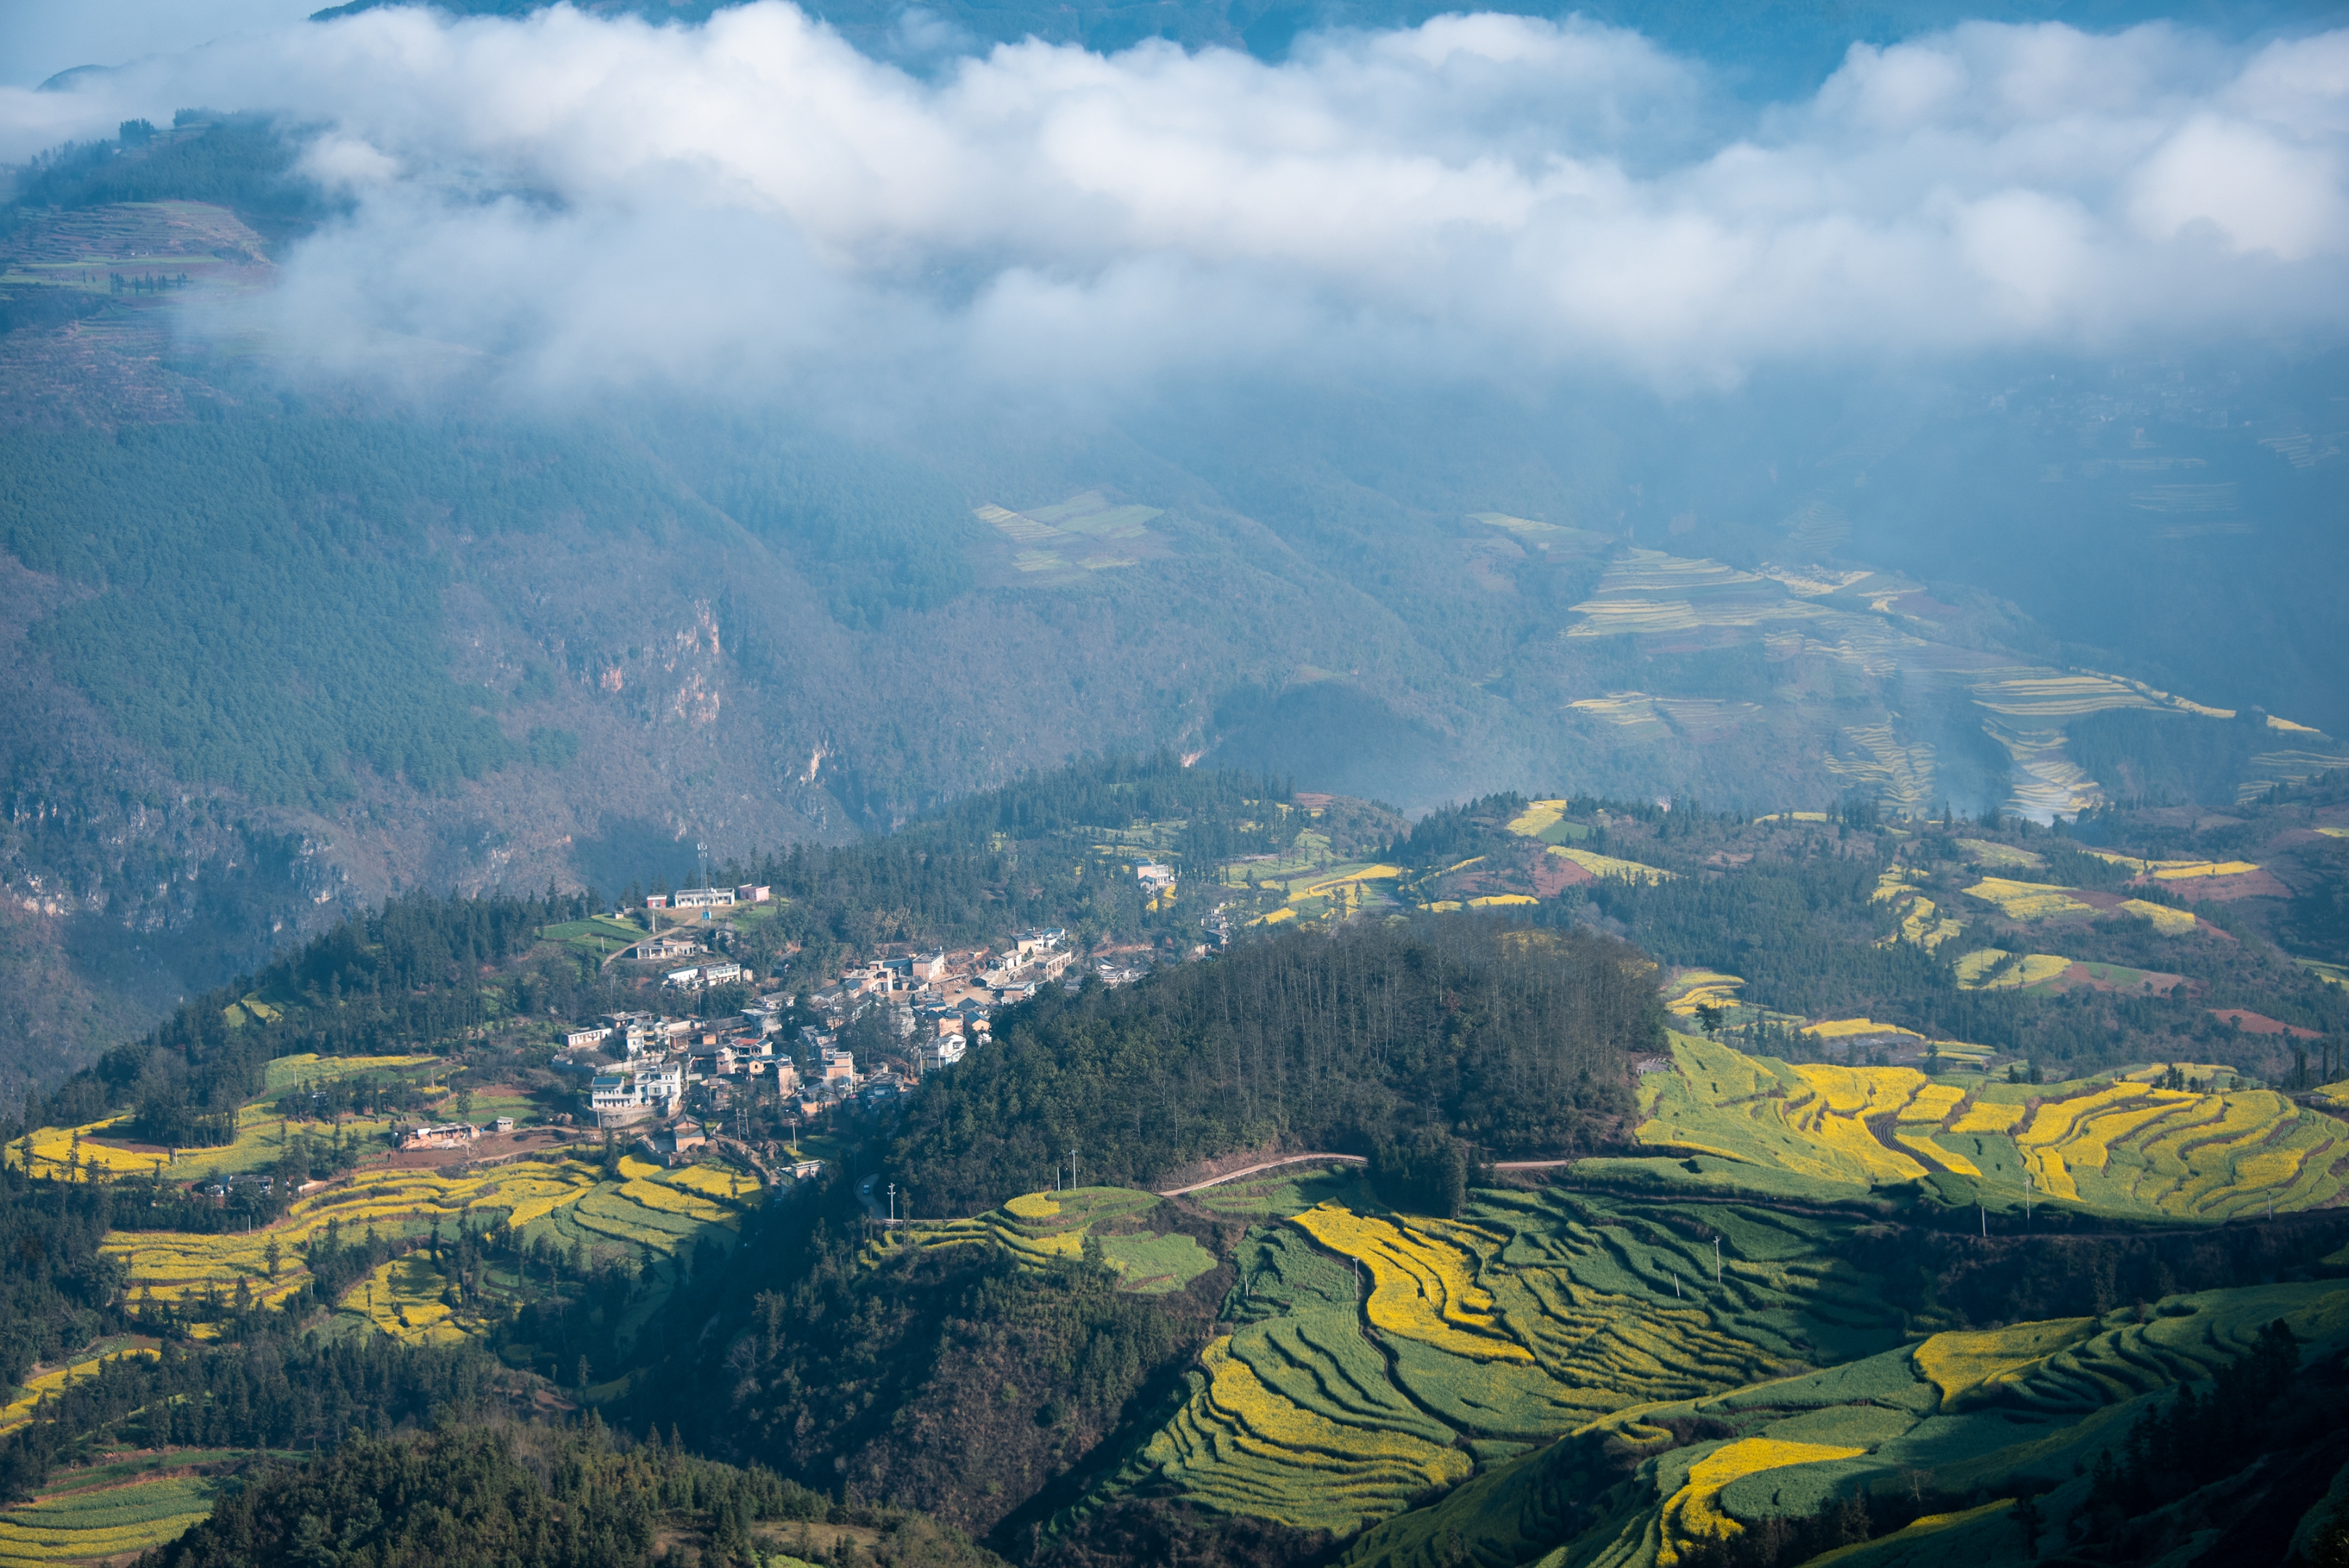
[1192, 1164, 1377, 1220]
[104, 1149, 751, 1342]
[1064, 1184, 1926, 1540]
[1065, 1041, 2349, 1554]
[0, 1450, 267, 1567]
[1624, 1034, 2349, 1220]
[1339, 1280, 2349, 1568]
[539, 915, 650, 959]
[871, 1185, 1212, 1293]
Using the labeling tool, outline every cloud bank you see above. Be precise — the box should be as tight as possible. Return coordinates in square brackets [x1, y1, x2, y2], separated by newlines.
[5, 4, 2347, 394]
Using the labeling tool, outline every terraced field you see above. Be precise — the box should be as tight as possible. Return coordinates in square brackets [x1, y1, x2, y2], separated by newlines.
[1565, 550, 1832, 638]
[1954, 838, 2044, 870]
[870, 1186, 1216, 1294]
[1952, 948, 2072, 990]
[0, 1450, 258, 1567]
[1550, 846, 1674, 886]
[1624, 1034, 2349, 1220]
[1871, 867, 1965, 950]
[1075, 1186, 1917, 1538]
[1962, 878, 2094, 921]
[7, 1119, 169, 1180]
[7, 1058, 442, 1183]
[1343, 1280, 2349, 1568]
[107, 1161, 599, 1321]
[105, 1153, 752, 1337]
[2088, 853, 2263, 881]
[1248, 864, 1405, 926]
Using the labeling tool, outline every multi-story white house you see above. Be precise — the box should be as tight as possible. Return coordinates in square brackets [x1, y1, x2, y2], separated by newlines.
[588, 1061, 684, 1125]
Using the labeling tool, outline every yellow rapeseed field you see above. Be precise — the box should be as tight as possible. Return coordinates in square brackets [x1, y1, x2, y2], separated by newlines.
[7, 1121, 168, 1180]
[1949, 1101, 2025, 1134]
[1659, 1439, 1867, 1563]
[106, 1161, 602, 1320]
[1964, 879, 2093, 921]
[2089, 853, 2261, 880]
[2120, 899, 2197, 934]
[1663, 972, 1746, 1017]
[1290, 1206, 1531, 1362]
[1894, 1132, 1980, 1177]
[1799, 1019, 1926, 1045]
[0, 1347, 160, 1434]
[1794, 1066, 1923, 1117]
[1506, 800, 1571, 837]
[1899, 1085, 1966, 1123]
[1954, 950, 2072, 991]
[345, 1252, 468, 1346]
[1551, 847, 1674, 885]
[1955, 838, 2045, 870]
[1913, 1319, 2095, 1405]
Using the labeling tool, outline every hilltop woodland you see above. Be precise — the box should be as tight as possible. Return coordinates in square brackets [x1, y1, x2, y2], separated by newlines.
[884, 920, 1655, 1217]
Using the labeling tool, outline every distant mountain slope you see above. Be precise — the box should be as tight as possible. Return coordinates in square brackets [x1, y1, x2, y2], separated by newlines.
[1, 114, 2343, 1087]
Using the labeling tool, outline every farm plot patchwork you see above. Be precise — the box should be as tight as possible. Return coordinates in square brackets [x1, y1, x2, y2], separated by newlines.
[1952, 949, 2071, 991]
[105, 1155, 752, 1337]
[1627, 1037, 2349, 1219]
[1249, 864, 1404, 926]
[1963, 878, 2094, 921]
[1345, 1280, 2349, 1568]
[1194, 1164, 1377, 1222]
[8, 1121, 168, 1180]
[107, 1161, 604, 1320]
[1872, 868, 1964, 951]
[871, 1187, 1214, 1294]
[0, 1450, 258, 1567]
[1085, 1187, 1916, 1541]
[1550, 846, 1674, 885]
[1954, 838, 2043, 870]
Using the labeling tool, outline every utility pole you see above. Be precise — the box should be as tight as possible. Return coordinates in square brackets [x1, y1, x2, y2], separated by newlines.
[888, 1183, 896, 1225]
[1713, 1236, 1722, 1284]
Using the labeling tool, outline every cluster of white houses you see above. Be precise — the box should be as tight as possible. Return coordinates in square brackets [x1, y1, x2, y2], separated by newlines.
[559, 928, 1077, 1134]
[645, 884, 773, 911]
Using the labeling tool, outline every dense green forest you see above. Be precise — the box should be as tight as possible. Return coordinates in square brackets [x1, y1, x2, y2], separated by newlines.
[151, 1422, 998, 1568]
[2064, 709, 2276, 809]
[624, 1177, 1211, 1540]
[640, 415, 977, 629]
[886, 920, 1653, 1217]
[0, 421, 738, 805]
[2, 114, 322, 236]
[691, 754, 1312, 978]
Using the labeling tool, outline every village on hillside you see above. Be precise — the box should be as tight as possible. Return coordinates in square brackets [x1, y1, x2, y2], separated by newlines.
[385, 881, 1107, 1189]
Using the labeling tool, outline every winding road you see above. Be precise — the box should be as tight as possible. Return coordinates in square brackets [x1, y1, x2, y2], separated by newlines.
[1156, 1152, 1578, 1197]
[1155, 1153, 1365, 1196]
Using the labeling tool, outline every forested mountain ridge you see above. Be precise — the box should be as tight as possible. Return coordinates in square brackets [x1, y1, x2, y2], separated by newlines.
[2, 114, 2345, 1111]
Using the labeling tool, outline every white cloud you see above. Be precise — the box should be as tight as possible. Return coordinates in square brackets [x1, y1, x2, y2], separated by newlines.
[2130, 114, 2348, 261]
[2, 4, 2344, 394]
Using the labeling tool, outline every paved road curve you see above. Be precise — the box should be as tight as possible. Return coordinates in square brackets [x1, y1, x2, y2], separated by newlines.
[1156, 1153, 1580, 1198]
[1156, 1153, 1367, 1196]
